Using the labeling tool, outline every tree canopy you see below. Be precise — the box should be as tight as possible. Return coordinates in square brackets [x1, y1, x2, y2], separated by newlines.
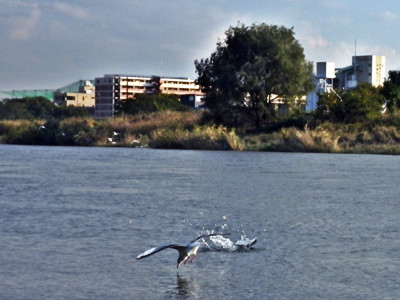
[115, 93, 189, 116]
[381, 70, 400, 113]
[0, 97, 88, 120]
[195, 22, 314, 128]
[316, 83, 384, 123]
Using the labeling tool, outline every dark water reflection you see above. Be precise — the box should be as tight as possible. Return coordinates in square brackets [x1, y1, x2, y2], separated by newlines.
[165, 274, 200, 299]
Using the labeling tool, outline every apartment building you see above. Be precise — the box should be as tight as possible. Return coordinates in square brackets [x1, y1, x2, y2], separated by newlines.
[335, 55, 385, 89]
[94, 74, 203, 118]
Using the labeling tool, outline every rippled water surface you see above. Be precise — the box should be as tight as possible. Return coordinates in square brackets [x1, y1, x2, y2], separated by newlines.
[1, 145, 399, 299]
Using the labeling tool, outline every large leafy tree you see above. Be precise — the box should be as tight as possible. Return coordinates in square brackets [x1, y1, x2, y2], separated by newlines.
[195, 23, 314, 128]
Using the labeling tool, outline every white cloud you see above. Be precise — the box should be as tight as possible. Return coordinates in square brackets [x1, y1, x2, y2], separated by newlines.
[52, 2, 90, 19]
[379, 11, 397, 22]
[321, 0, 347, 10]
[296, 21, 329, 51]
[305, 35, 329, 48]
[2, 2, 41, 41]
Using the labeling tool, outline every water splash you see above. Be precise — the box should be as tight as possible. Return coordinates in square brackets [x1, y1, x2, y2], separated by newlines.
[210, 234, 236, 251]
[234, 235, 258, 251]
[201, 230, 257, 252]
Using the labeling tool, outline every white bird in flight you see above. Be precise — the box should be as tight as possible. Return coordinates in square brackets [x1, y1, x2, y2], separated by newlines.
[136, 233, 230, 268]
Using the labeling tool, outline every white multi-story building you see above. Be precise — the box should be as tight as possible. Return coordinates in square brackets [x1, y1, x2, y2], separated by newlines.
[94, 74, 203, 118]
[335, 55, 385, 89]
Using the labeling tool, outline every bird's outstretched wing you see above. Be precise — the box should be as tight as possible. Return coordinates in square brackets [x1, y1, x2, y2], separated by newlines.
[136, 244, 185, 260]
[190, 233, 231, 244]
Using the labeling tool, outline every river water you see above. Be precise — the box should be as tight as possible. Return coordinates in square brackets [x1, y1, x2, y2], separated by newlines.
[0, 145, 399, 299]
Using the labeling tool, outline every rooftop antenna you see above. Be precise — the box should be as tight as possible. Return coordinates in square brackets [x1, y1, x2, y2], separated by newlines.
[354, 38, 357, 82]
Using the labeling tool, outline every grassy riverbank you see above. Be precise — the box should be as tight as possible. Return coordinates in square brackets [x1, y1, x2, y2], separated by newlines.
[0, 111, 244, 151]
[243, 122, 400, 154]
[1, 111, 400, 154]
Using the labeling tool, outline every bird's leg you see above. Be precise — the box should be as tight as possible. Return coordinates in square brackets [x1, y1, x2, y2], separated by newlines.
[184, 256, 190, 265]
[190, 255, 196, 263]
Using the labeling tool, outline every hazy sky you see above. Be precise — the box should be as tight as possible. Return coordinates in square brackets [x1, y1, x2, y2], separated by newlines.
[1, 0, 399, 91]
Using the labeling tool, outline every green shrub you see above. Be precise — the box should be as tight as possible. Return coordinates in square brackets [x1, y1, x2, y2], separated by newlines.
[58, 117, 97, 146]
[115, 94, 189, 116]
[3, 121, 45, 145]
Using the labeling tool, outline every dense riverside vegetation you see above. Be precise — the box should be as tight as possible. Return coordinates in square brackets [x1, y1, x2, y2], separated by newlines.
[1, 93, 400, 153]
[0, 111, 243, 150]
[0, 97, 243, 150]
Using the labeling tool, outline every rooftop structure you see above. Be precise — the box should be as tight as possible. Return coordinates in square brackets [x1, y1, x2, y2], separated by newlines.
[0, 80, 95, 102]
[53, 80, 95, 109]
[306, 62, 337, 112]
[57, 80, 95, 93]
[0, 89, 55, 101]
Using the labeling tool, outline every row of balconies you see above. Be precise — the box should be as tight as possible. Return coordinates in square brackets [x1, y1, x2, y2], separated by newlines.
[117, 82, 199, 89]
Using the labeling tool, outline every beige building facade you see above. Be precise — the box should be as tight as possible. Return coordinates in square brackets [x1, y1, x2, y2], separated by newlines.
[94, 74, 203, 118]
[352, 55, 385, 87]
[54, 80, 95, 108]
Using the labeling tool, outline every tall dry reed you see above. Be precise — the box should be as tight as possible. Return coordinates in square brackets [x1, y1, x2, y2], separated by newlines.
[149, 125, 244, 150]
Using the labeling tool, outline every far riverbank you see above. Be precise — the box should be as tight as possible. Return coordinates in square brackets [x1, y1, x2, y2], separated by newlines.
[1, 111, 400, 154]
